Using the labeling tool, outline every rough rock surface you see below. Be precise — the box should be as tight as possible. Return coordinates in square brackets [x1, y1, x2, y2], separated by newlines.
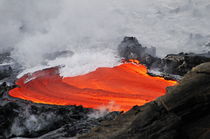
[0, 52, 22, 83]
[0, 84, 120, 139]
[79, 62, 210, 139]
[160, 53, 210, 76]
[119, 37, 210, 76]
[0, 52, 12, 64]
[0, 64, 13, 80]
[118, 37, 159, 68]
[0, 53, 13, 80]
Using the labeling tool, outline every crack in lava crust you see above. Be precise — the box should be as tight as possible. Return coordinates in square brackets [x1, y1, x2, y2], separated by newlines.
[9, 63, 177, 111]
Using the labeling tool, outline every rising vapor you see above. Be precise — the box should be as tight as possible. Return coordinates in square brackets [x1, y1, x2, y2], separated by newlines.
[0, 0, 210, 77]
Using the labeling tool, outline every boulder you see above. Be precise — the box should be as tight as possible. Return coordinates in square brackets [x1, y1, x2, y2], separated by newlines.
[118, 37, 160, 68]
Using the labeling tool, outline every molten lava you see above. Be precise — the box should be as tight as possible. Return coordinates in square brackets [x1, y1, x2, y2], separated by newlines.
[9, 62, 176, 111]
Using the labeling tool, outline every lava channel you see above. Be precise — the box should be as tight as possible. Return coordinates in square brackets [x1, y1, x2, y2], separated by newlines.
[9, 62, 177, 111]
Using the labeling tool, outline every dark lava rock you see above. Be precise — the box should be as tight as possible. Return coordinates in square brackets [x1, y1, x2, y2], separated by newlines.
[0, 100, 91, 138]
[0, 52, 13, 80]
[118, 37, 210, 76]
[118, 37, 147, 59]
[79, 62, 210, 139]
[0, 82, 120, 139]
[160, 53, 210, 76]
[0, 52, 12, 64]
[118, 37, 159, 68]
[0, 52, 22, 83]
[0, 82, 7, 97]
[35, 111, 120, 139]
[0, 64, 13, 80]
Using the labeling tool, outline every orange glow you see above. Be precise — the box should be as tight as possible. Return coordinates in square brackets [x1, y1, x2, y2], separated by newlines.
[128, 59, 140, 64]
[9, 63, 176, 111]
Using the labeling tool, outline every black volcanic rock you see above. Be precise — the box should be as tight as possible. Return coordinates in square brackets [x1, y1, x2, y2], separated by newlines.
[0, 52, 22, 83]
[0, 64, 13, 80]
[0, 100, 91, 138]
[0, 52, 13, 80]
[0, 82, 120, 139]
[118, 37, 159, 68]
[35, 111, 120, 139]
[118, 37, 210, 76]
[0, 52, 12, 64]
[160, 53, 210, 76]
[79, 62, 210, 139]
[118, 37, 146, 60]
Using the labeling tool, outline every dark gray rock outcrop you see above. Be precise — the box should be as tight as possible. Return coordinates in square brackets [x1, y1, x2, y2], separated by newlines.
[118, 37, 159, 68]
[160, 53, 210, 76]
[79, 62, 210, 139]
[118, 37, 210, 76]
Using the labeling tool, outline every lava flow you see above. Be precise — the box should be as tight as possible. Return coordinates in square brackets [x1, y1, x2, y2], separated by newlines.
[9, 62, 176, 111]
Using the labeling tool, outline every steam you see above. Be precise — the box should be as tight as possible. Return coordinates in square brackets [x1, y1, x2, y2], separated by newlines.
[10, 105, 60, 137]
[1, 0, 210, 77]
[88, 101, 121, 119]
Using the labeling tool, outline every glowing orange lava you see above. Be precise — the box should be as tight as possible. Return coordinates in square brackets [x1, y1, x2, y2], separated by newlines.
[9, 62, 176, 111]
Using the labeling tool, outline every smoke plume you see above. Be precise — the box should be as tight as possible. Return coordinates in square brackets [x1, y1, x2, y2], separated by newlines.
[0, 0, 210, 77]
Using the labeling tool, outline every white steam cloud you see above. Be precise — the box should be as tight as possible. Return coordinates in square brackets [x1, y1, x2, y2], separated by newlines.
[0, 0, 210, 77]
[88, 101, 121, 119]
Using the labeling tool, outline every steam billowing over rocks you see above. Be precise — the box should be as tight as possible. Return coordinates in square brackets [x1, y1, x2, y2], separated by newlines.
[1, 37, 210, 138]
